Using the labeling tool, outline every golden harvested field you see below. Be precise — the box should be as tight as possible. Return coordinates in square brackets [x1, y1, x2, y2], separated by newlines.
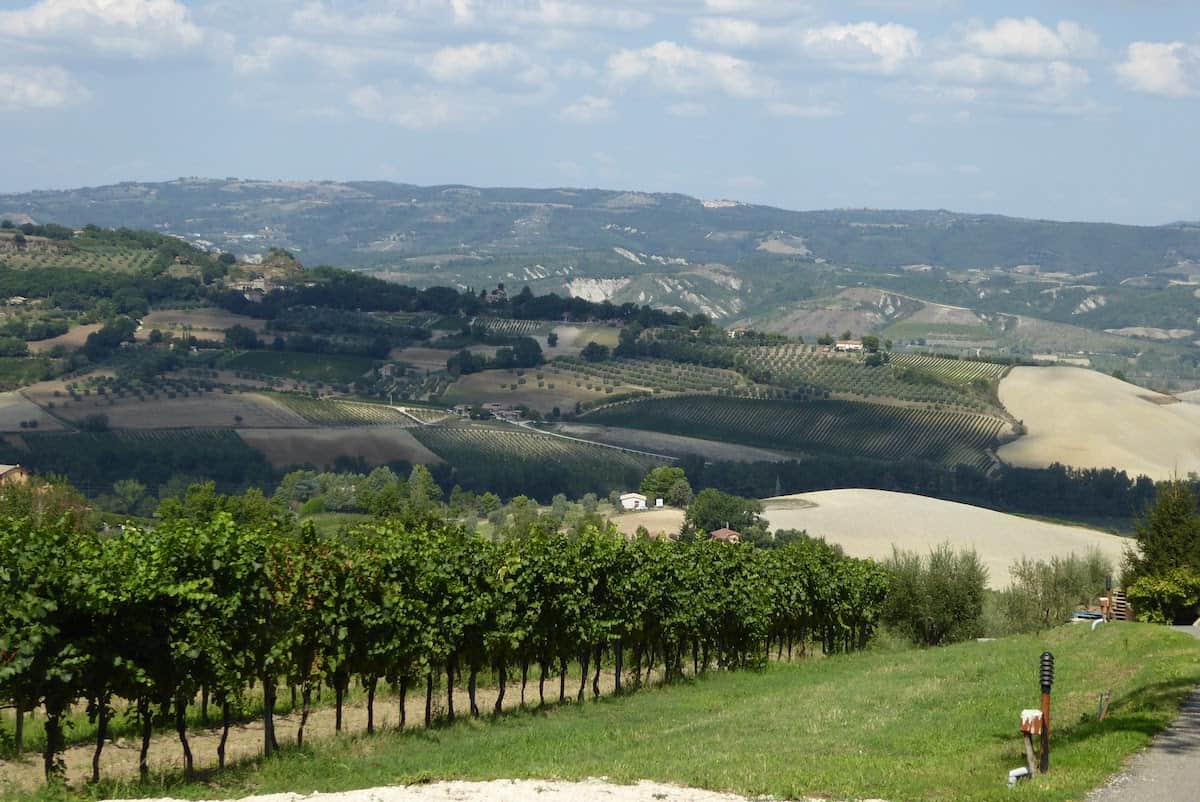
[25, 323, 102, 353]
[553, 423, 796, 462]
[0, 391, 64, 432]
[609, 507, 685, 538]
[136, 308, 267, 340]
[998, 366, 1200, 479]
[762, 489, 1129, 589]
[238, 426, 443, 469]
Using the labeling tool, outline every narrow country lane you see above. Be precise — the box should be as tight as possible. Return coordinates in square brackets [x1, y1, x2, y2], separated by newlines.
[1088, 626, 1200, 802]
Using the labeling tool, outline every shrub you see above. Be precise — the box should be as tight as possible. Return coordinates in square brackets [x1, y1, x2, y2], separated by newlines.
[994, 551, 1112, 634]
[883, 544, 987, 647]
[299, 496, 327, 516]
[1126, 567, 1200, 624]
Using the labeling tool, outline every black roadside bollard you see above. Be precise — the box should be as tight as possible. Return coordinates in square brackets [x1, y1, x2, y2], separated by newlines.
[1040, 651, 1055, 773]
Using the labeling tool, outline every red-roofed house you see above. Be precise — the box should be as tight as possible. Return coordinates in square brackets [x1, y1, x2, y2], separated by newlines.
[709, 527, 741, 544]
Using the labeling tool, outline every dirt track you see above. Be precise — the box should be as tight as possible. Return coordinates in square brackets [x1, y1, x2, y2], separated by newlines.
[1, 670, 637, 792]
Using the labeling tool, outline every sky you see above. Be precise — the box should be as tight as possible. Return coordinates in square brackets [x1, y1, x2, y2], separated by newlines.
[0, 0, 1198, 225]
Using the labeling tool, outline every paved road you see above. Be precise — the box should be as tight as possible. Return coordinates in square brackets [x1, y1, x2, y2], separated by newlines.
[1087, 626, 1200, 802]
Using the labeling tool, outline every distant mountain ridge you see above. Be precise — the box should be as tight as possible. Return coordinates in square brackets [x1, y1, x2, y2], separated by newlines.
[3, 178, 1198, 280]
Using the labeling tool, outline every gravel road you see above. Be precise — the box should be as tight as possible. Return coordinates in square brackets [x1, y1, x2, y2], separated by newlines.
[1087, 626, 1200, 802]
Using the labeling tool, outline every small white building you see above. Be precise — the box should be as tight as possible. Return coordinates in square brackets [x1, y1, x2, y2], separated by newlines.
[619, 492, 647, 511]
[834, 341, 863, 353]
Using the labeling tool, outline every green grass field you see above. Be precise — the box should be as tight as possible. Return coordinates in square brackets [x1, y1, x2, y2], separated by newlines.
[226, 351, 380, 384]
[56, 624, 1200, 802]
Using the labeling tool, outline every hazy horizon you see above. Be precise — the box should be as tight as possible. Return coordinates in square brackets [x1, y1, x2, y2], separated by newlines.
[4, 174, 1196, 229]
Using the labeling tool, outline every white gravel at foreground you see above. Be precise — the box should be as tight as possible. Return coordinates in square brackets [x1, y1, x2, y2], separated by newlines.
[104, 778, 887, 802]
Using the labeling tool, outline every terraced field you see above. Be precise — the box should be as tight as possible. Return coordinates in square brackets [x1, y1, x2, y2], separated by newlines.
[550, 357, 753, 395]
[272, 395, 421, 426]
[583, 395, 1009, 470]
[889, 353, 1009, 382]
[729, 345, 995, 409]
[412, 424, 668, 496]
[469, 317, 551, 337]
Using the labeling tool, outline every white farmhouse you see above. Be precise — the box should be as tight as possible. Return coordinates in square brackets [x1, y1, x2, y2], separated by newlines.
[619, 492, 647, 511]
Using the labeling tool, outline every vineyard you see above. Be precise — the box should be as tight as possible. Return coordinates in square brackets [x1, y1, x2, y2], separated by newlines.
[0, 513, 888, 786]
[889, 353, 1010, 382]
[273, 395, 420, 427]
[413, 424, 668, 497]
[727, 345, 996, 409]
[550, 357, 752, 395]
[583, 396, 1008, 470]
[469, 317, 552, 337]
[0, 242, 157, 272]
[397, 405, 455, 424]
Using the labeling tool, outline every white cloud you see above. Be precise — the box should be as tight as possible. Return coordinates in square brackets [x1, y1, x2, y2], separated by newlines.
[0, 65, 89, 110]
[607, 40, 767, 97]
[233, 35, 398, 77]
[426, 42, 522, 82]
[349, 84, 485, 129]
[690, 16, 919, 75]
[1116, 41, 1200, 98]
[767, 101, 839, 118]
[690, 17, 772, 49]
[799, 22, 921, 75]
[702, 0, 800, 17]
[963, 18, 1099, 61]
[507, 1, 652, 30]
[668, 101, 708, 117]
[0, 0, 205, 60]
[559, 94, 613, 123]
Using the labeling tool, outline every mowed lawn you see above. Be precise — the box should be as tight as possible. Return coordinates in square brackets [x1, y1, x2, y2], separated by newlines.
[84, 624, 1200, 802]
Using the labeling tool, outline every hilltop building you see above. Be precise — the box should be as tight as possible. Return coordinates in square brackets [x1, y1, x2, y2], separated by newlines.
[620, 492, 648, 511]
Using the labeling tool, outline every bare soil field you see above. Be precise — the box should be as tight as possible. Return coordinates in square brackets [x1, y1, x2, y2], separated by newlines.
[997, 366, 1200, 479]
[23, 391, 308, 430]
[553, 423, 798, 462]
[136, 309, 267, 340]
[108, 780, 781, 802]
[0, 391, 64, 432]
[609, 508, 685, 538]
[442, 370, 620, 414]
[905, 302, 986, 327]
[762, 489, 1129, 589]
[25, 323, 102, 353]
[238, 426, 443, 469]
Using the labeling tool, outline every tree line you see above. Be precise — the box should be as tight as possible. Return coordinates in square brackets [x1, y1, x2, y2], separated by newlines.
[0, 494, 888, 785]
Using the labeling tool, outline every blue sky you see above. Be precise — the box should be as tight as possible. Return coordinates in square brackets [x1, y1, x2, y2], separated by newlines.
[1, 0, 1198, 224]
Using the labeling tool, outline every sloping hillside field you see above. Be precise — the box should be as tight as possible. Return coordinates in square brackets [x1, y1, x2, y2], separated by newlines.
[998, 366, 1200, 479]
[763, 489, 1128, 588]
[89, 625, 1200, 802]
[584, 396, 1009, 469]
